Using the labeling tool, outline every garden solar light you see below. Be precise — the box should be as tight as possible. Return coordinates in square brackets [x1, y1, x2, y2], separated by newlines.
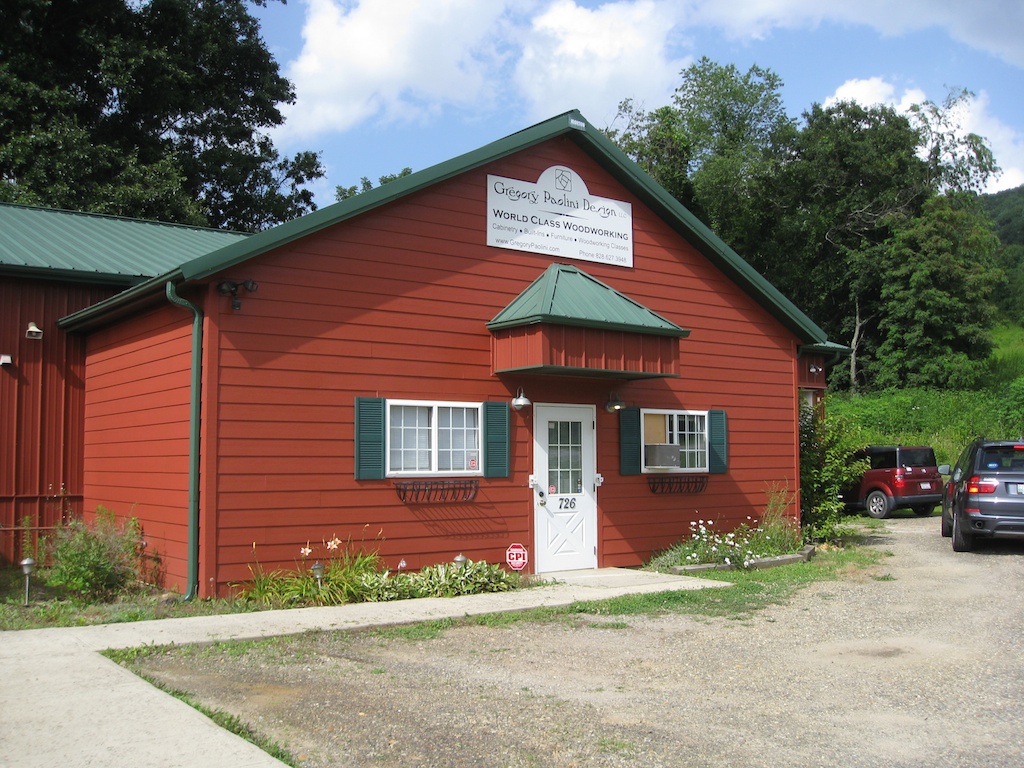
[20, 557, 34, 607]
[310, 561, 324, 590]
[453, 553, 468, 568]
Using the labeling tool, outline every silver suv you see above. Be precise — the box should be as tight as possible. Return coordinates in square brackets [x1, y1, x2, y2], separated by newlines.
[942, 439, 1024, 551]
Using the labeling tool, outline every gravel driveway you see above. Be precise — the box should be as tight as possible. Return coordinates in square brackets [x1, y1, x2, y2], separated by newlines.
[132, 516, 1024, 768]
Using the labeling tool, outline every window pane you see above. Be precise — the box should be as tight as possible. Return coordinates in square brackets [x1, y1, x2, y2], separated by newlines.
[437, 406, 479, 473]
[390, 405, 432, 472]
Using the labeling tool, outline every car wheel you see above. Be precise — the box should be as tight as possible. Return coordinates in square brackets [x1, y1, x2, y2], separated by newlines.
[912, 504, 934, 516]
[865, 490, 891, 519]
[951, 506, 974, 552]
[940, 508, 952, 537]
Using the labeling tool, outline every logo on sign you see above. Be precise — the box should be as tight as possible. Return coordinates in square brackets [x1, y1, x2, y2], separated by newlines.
[506, 543, 529, 571]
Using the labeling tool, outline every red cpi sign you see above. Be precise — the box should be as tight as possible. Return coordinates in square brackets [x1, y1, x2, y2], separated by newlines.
[505, 543, 529, 571]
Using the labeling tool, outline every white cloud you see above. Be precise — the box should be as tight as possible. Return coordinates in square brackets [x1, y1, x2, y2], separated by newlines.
[514, 0, 688, 125]
[269, 0, 1023, 195]
[688, 0, 1024, 67]
[276, 0, 691, 141]
[279, 0, 513, 139]
[823, 77, 925, 112]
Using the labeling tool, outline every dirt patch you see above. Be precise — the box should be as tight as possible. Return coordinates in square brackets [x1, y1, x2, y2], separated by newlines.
[128, 517, 1024, 768]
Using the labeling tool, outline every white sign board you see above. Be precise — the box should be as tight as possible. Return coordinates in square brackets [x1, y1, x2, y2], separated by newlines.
[487, 166, 633, 268]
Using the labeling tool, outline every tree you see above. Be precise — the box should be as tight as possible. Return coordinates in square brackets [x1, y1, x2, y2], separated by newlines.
[335, 168, 413, 202]
[868, 194, 1002, 389]
[744, 101, 933, 392]
[610, 58, 795, 252]
[613, 64, 1003, 391]
[982, 184, 1024, 246]
[0, 0, 324, 231]
[909, 89, 1000, 195]
[761, 101, 1000, 391]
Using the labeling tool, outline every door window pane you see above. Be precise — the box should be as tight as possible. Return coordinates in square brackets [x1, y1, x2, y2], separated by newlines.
[548, 419, 583, 494]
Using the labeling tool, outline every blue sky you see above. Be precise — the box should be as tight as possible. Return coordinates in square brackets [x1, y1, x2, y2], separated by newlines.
[252, 0, 1024, 208]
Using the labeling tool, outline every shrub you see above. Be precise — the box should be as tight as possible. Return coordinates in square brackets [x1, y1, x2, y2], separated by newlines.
[360, 560, 518, 601]
[43, 507, 148, 602]
[799, 405, 867, 541]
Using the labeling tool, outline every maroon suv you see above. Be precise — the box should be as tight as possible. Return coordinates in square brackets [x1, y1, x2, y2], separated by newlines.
[845, 445, 944, 519]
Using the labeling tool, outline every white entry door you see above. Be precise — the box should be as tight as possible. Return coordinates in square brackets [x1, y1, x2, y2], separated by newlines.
[533, 404, 598, 572]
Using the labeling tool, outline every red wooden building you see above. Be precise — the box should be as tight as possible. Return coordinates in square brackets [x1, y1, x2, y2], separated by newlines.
[19, 112, 843, 596]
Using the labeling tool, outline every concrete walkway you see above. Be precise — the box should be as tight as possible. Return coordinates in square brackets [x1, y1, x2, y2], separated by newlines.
[0, 568, 727, 768]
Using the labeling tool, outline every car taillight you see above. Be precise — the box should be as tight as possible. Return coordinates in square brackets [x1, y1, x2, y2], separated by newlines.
[893, 470, 905, 489]
[967, 476, 998, 494]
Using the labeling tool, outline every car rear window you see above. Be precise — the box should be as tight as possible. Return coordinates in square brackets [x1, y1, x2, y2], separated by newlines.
[979, 446, 1024, 470]
[899, 448, 936, 467]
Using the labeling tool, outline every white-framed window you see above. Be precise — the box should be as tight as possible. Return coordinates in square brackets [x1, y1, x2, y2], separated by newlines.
[642, 409, 709, 472]
[387, 400, 482, 476]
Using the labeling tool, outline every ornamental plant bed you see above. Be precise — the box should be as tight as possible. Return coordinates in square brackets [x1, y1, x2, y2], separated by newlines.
[669, 544, 816, 574]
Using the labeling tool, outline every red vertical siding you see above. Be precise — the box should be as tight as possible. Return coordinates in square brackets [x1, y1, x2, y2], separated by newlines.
[0, 277, 116, 564]
[193, 136, 804, 592]
[82, 304, 193, 589]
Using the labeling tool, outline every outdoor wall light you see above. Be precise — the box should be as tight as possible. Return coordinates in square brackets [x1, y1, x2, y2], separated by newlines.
[0, 354, 11, 366]
[511, 387, 531, 411]
[217, 279, 258, 310]
[20, 557, 34, 607]
[809, 364, 823, 375]
[310, 561, 325, 590]
[25, 322, 43, 340]
[605, 393, 625, 413]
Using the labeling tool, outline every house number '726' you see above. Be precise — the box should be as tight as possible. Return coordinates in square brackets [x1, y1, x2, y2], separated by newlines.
[558, 497, 577, 510]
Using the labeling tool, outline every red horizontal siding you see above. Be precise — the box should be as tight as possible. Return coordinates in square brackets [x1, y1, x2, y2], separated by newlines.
[82, 304, 193, 589]
[190, 140, 798, 593]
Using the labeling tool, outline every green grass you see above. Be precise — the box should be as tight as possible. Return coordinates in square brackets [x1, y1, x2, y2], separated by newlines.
[0, 568, 263, 631]
[988, 323, 1024, 385]
[563, 547, 878, 621]
[366, 542, 884, 634]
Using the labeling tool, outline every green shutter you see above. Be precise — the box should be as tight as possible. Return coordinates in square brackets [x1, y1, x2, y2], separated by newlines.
[482, 401, 510, 477]
[619, 407, 642, 475]
[708, 410, 728, 474]
[354, 397, 386, 480]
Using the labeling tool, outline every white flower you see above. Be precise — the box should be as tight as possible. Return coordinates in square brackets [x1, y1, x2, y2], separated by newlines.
[300, 545, 312, 558]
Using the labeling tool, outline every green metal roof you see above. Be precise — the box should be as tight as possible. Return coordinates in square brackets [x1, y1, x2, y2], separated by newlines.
[60, 110, 840, 349]
[488, 263, 689, 337]
[0, 203, 249, 284]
